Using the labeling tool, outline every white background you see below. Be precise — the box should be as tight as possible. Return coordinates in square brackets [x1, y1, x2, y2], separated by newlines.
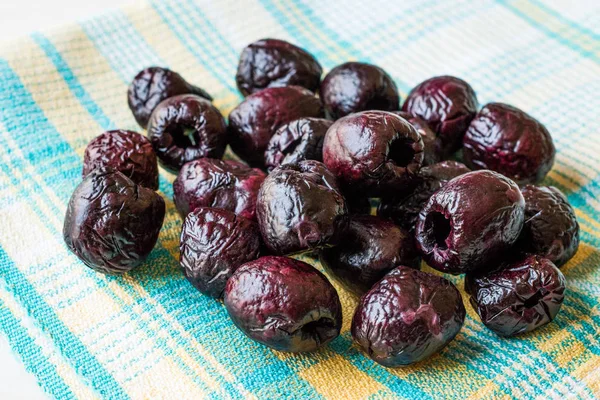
[0, 2, 133, 398]
[0, 0, 133, 45]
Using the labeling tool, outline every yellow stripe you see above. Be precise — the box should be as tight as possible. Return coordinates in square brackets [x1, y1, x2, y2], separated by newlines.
[466, 381, 502, 400]
[298, 353, 388, 400]
[35, 30, 258, 399]
[562, 243, 599, 276]
[123, 3, 240, 114]
[572, 355, 600, 397]
[555, 339, 585, 368]
[48, 26, 141, 131]
[0, 200, 210, 398]
[509, 0, 600, 58]
[270, 0, 408, 98]
[575, 210, 600, 234]
[271, 0, 354, 65]
[0, 39, 234, 398]
[461, 318, 555, 396]
[0, 287, 101, 400]
[507, 58, 600, 116]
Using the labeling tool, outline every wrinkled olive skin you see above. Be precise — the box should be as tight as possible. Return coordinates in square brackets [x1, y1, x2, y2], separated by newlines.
[352, 266, 465, 367]
[378, 161, 470, 232]
[402, 76, 478, 157]
[173, 158, 266, 220]
[63, 169, 165, 274]
[394, 111, 442, 166]
[518, 185, 579, 267]
[264, 117, 332, 171]
[147, 94, 227, 173]
[320, 62, 400, 119]
[128, 66, 212, 129]
[465, 255, 565, 337]
[180, 208, 261, 298]
[82, 130, 159, 190]
[224, 256, 342, 352]
[228, 86, 324, 168]
[236, 39, 323, 96]
[415, 170, 525, 274]
[463, 103, 556, 185]
[323, 111, 424, 196]
[320, 215, 420, 296]
[256, 160, 347, 255]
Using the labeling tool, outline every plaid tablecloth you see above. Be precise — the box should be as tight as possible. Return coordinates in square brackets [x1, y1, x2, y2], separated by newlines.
[0, 0, 599, 399]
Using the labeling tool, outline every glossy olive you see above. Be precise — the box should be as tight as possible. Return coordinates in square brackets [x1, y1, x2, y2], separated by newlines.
[63, 169, 165, 274]
[224, 256, 342, 352]
[415, 170, 525, 274]
[82, 130, 159, 190]
[147, 94, 227, 173]
[352, 266, 465, 367]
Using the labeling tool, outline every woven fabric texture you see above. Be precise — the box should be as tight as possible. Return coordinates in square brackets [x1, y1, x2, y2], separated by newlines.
[0, 0, 599, 399]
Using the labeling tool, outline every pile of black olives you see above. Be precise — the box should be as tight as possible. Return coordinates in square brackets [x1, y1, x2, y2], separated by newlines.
[64, 38, 579, 368]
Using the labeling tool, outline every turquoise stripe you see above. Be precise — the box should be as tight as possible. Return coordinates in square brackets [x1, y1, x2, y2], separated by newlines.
[80, 12, 164, 82]
[253, 1, 483, 397]
[258, 0, 597, 395]
[176, 0, 239, 62]
[0, 2, 597, 398]
[496, 0, 600, 63]
[0, 278, 79, 400]
[0, 52, 235, 398]
[0, 247, 129, 399]
[364, 1, 497, 59]
[151, 1, 238, 92]
[257, 0, 510, 388]
[34, 23, 322, 397]
[525, 0, 600, 42]
[31, 33, 115, 132]
[33, 32, 174, 197]
[557, 291, 600, 356]
[289, 0, 413, 93]
[8, 27, 323, 398]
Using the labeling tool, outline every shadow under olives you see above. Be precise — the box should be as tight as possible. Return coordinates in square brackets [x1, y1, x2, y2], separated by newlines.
[301, 318, 339, 345]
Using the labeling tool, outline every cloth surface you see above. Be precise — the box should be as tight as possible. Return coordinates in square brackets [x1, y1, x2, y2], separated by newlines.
[0, 0, 599, 399]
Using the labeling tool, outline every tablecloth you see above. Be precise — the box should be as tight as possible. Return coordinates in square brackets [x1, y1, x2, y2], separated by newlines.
[0, 0, 599, 398]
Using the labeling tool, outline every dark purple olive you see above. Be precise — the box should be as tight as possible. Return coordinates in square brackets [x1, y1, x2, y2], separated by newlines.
[320, 62, 400, 119]
[465, 255, 565, 337]
[352, 266, 465, 367]
[128, 66, 212, 129]
[378, 161, 471, 232]
[415, 170, 525, 274]
[82, 130, 159, 190]
[264, 117, 332, 171]
[147, 94, 227, 173]
[256, 160, 347, 255]
[320, 215, 420, 296]
[173, 158, 266, 220]
[346, 195, 372, 215]
[224, 256, 342, 352]
[518, 185, 579, 267]
[63, 169, 165, 274]
[322, 111, 424, 196]
[236, 39, 322, 96]
[180, 207, 261, 298]
[228, 86, 324, 168]
[463, 103, 555, 185]
[402, 76, 478, 157]
[394, 111, 442, 166]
